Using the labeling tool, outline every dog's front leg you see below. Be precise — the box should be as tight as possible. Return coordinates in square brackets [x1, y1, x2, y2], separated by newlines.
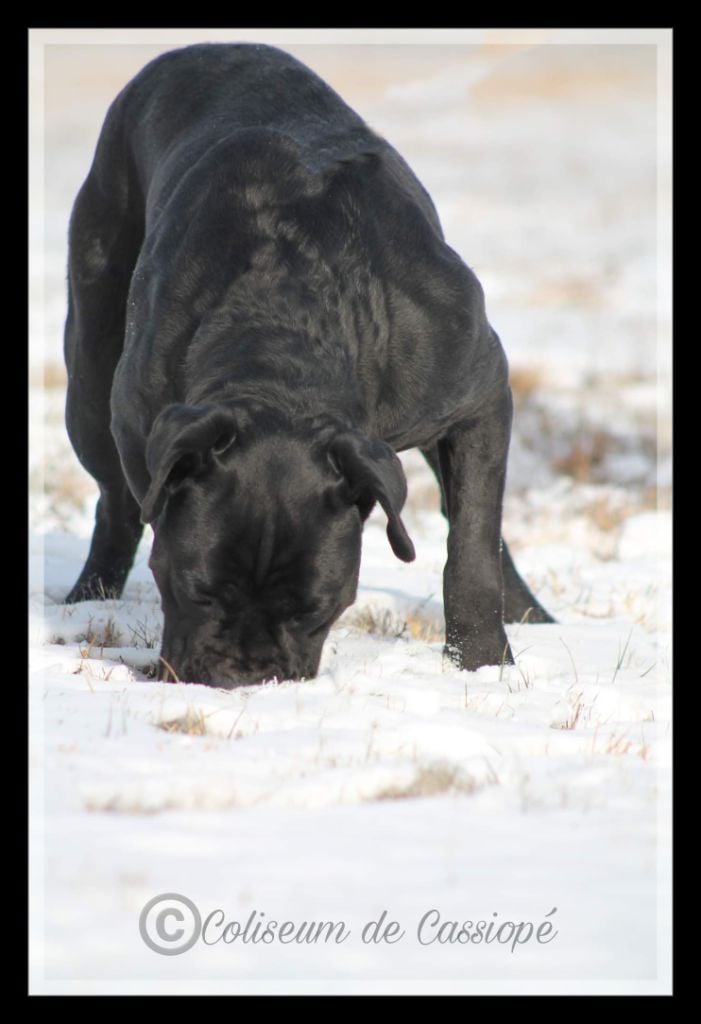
[438, 386, 514, 671]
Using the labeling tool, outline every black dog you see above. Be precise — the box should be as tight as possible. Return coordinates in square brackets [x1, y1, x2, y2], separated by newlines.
[64, 43, 552, 686]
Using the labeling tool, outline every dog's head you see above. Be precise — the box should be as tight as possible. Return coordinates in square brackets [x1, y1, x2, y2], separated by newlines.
[140, 402, 415, 687]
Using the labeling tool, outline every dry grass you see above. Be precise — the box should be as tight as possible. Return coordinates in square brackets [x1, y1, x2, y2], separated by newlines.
[157, 708, 208, 736]
[405, 614, 444, 643]
[31, 362, 67, 390]
[76, 616, 123, 652]
[505, 362, 663, 494]
[526, 276, 603, 309]
[553, 430, 614, 482]
[587, 488, 655, 554]
[348, 607, 407, 638]
[603, 733, 650, 759]
[374, 763, 480, 801]
[584, 495, 634, 533]
[509, 364, 545, 401]
[591, 725, 652, 761]
[127, 619, 161, 650]
[349, 606, 444, 643]
[580, 486, 666, 560]
[551, 690, 586, 731]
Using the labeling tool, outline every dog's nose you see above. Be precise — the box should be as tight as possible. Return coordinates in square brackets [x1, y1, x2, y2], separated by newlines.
[158, 635, 316, 686]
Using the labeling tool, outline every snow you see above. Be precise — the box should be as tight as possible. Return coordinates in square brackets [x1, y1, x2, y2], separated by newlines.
[29, 31, 671, 994]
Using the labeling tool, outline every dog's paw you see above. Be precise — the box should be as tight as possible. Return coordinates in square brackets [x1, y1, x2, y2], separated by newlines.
[443, 632, 514, 673]
[64, 576, 120, 604]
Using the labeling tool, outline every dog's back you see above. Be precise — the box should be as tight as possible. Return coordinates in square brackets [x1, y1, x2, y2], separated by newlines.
[92, 44, 442, 243]
[86, 44, 494, 451]
[102, 45, 380, 210]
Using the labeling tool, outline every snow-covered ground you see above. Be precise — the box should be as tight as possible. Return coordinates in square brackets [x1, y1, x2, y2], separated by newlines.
[29, 30, 672, 994]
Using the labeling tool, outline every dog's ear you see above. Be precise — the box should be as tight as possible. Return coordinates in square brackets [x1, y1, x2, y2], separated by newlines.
[140, 403, 237, 524]
[329, 432, 415, 562]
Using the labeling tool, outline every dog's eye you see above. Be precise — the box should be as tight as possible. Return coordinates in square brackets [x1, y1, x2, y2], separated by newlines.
[212, 431, 236, 456]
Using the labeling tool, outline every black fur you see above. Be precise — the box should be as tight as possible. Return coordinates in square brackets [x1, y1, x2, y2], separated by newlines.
[64, 43, 552, 687]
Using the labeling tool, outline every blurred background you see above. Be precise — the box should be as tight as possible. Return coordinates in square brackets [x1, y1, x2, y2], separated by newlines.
[30, 33, 670, 578]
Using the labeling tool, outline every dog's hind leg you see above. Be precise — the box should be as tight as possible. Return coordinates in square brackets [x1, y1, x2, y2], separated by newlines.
[63, 113, 145, 603]
[500, 540, 555, 624]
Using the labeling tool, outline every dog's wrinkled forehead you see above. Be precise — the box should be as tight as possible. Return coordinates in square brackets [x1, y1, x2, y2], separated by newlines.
[168, 431, 334, 532]
[152, 428, 352, 586]
[231, 431, 331, 500]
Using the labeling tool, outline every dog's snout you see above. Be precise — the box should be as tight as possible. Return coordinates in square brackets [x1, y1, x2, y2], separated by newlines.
[158, 641, 318, 689]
